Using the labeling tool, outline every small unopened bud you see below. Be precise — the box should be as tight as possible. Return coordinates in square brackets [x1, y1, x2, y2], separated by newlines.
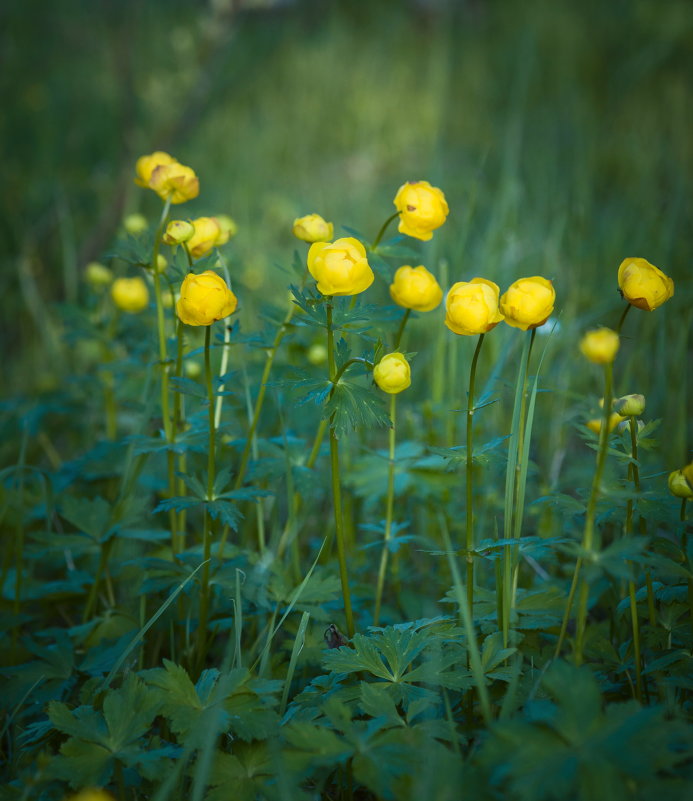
[163, 220, 195, 245]
[85, 261, 113, 288]
[153, 254, 168, 273]
[307, 343, 328, 365]
[184, 360, 202, 378]
[614, 394, 646, 417]
[123, 213, 148, 235]
[668, 469, 693, 499]
[215, 215, 238, 245]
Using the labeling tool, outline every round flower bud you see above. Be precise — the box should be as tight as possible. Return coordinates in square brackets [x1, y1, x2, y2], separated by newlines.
[134, 151, 177, 187]
[293, 213, 334, 243]
[445, 277, 504, 336]
[123, 213, 149, 235]
[393, 181, 449, 241]
[390, 265, 443, 312]
[683, 462, 693, 489]
[162, 289, 178, 309]
[618, 257, 674, 311]
[579, 327, 620, 364]
[184, 360, 202, 379]
[111, 276, 149, 313]
[215, 215, 238, 245]
[500, 276, 556, 331]
[85, 261, 113, 288]
[307, 343, 328, 365]
[148, 162, 200, 204]
[187, 217, 223, 259]
[613, 394, 646, 417]
[373, 352, 411, 394]
[176, 270, 237, 326]
[307, 237, 374, 296]
[668, 469, 693, 499]
[153, 254, 167, 273]
[163, 220, 195, 245]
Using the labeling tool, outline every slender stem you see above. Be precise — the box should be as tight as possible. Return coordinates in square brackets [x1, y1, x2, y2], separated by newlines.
[196, 325, 216, 669]
[681, 499, 693, 632]
[169, 320, 185, 554]
[332, 357, 374, 386]
[625, 417, 643, 702]
[327, 300, 355, 638]
[83, 538, 114, 622]
[616, 302, 632, 335]
[374, 394, 397, 626]
[466, 334, 485, 614]
[393, 309, 411, 351]
[214, 250, 233, 429]
[371, 211, 401, 250]
[152, 197, 173, 441]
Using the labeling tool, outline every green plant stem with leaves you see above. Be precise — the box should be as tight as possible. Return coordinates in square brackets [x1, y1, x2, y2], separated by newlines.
[465, 334, 485, 614]
[196, 324, 216, 669]
[625, 416, 643, 702]
[373, 394, 396, 626]
[556, 362, 614, 663]
[169, 319, 185, 554]
[371, 211, 400, 250]
[326, 299, 355, 638]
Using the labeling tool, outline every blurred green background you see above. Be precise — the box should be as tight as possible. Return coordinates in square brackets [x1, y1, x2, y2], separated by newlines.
[2, 0, 691, 459]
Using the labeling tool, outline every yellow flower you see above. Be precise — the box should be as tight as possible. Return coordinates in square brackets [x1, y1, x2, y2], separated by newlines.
[390, 265, 443, 312]
[153, 254, 167, 273]
[445, 278, 504, 336]
[123, 213, 148, 235]
[186, 217, 224, 259]
[307, 237, 374, 296]
[149, 162, 199, 204]
[163, 220, 195, 245]
[111, 277, 149, 313]
[85, 262, 113, 288]
[373, 352, 411, 394]
[67, 789, 114, 801]
[618, 257, 674, 311]
[176, 270, 237, 326]
[293, 214, 334, 243]
[586, 412, 626, 435]
[393, 181, 449, 241]
[307, 343, 328, 365]
[134, 151, 176, 187]
[579, 327, 620, 364]
[215, 215, 238, 245]
[683, 462, 693, 489]
[613, 394, 646, 417]
[668, 469, 693, 499]
[500, 276, 555, 331]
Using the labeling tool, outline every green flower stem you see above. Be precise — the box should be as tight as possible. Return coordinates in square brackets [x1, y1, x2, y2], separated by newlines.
[373, 394, 397, 626]
[83, 538, 115, 622]
[196, 325, 216, 669]
[214, 250, 233, 430]
[616, 302, 632, 334]
[393, 309, 411, 351]
[152, 197, 173, 441]
[625, 417, 643, 702]
[371, 211, 401, 250]
[332, 357, 375, 385]
[169, 319, 185, 555]
[559, 362, 614, 663]
[327, 299, 355, 638]
[466, 334, 485, 614]
[682, 499, 693, 633]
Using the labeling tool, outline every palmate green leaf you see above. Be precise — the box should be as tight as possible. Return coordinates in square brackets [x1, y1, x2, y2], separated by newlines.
[207, 500, 244, 530]
[47, 702, 108, 742]
[50, 739, 113, 789]
[59, 495, 111, 540]
[326, 379, 390, 438]
[206, 744, 274, 801]
[169, 376, 207, 399]
[106, 233, 153, 268]
[359, 682, 405, 728]
[428, 435, 509, 471]
[481, 632, 517, 675]
[102, 673, 161, 749]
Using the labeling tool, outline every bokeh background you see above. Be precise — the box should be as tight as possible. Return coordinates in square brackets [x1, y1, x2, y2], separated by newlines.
[2, 0, 691, 461]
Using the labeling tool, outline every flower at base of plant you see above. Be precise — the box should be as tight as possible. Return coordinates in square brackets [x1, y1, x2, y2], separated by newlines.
[293, 213, 334, 243]
[307, 342, 328, 365]
[445, 277, 504, 335]
[216, 215, 238, 245]
[184, 360, 202, 379]
[85, 262, 113, 288]
[500, 276, 555, 331]
[134, 151, 177, 187]
[373, 352, 411, 394]
[163, 220, 195, 245]
[186, 217, 226, 259]
[614, 394, 646, 417]
[148, 162, 200, 204]
[176, 270, 237, 326]
[618, 257, 674, 311]
[67, 789, 114, 801]
[393, 181, 449, 241]
[307, 237, 374, 296]
[390, 265, 443, 311]
[668, 469, 693, 499]
[111, 277, 149, 313]
[123, 213, 148, 235]
[579, 327, 620, 364]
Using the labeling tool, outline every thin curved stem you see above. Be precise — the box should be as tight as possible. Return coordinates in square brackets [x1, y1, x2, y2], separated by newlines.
[466, 334, 485, 613]
[393, 309, 411, 351]
[371, 211, 401, 251]
[616, 302, 632, 335]
[152, 197, 173, 441]
[625, 417, 643, 702]
[374, 394, 396, 626]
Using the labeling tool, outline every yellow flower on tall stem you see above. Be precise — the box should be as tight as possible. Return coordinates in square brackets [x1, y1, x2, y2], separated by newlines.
[293, 213, 334, 243]
[618, 257, 674, 312]
[307, 237, 374, 296]
[500, 276, 555, 331]
[393, 181, 449, 241]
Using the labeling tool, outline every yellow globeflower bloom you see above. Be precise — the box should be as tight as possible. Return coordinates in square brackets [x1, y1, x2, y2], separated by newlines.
[445, 278, 504, 336]
[123, 213, 149, 235]
[85, 262, 113, 288]
[111, 277, 149, 313]
[134, 151, 176, 187]
[579, 327, 620, 364]
[668, 469, 693, 499]
[307, 237, 374, 296]
[186, 217, 223, 259]
[293, 213, 334, 243]
[67, 789, 114, 801]
[586, 412, 626, 435]
[393, 180, 449, 241]
[176, 270, 237, 326]
[216, 215, 238, 245]
[500, 276, 555, 331]
[390, 265, 443, 312]
[373, 353, 411, 394]
[149, 162, 199, 204]
[163, 220, 195, 246]
[618, 257, 674, 311]
[682, 462, 693, 489]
